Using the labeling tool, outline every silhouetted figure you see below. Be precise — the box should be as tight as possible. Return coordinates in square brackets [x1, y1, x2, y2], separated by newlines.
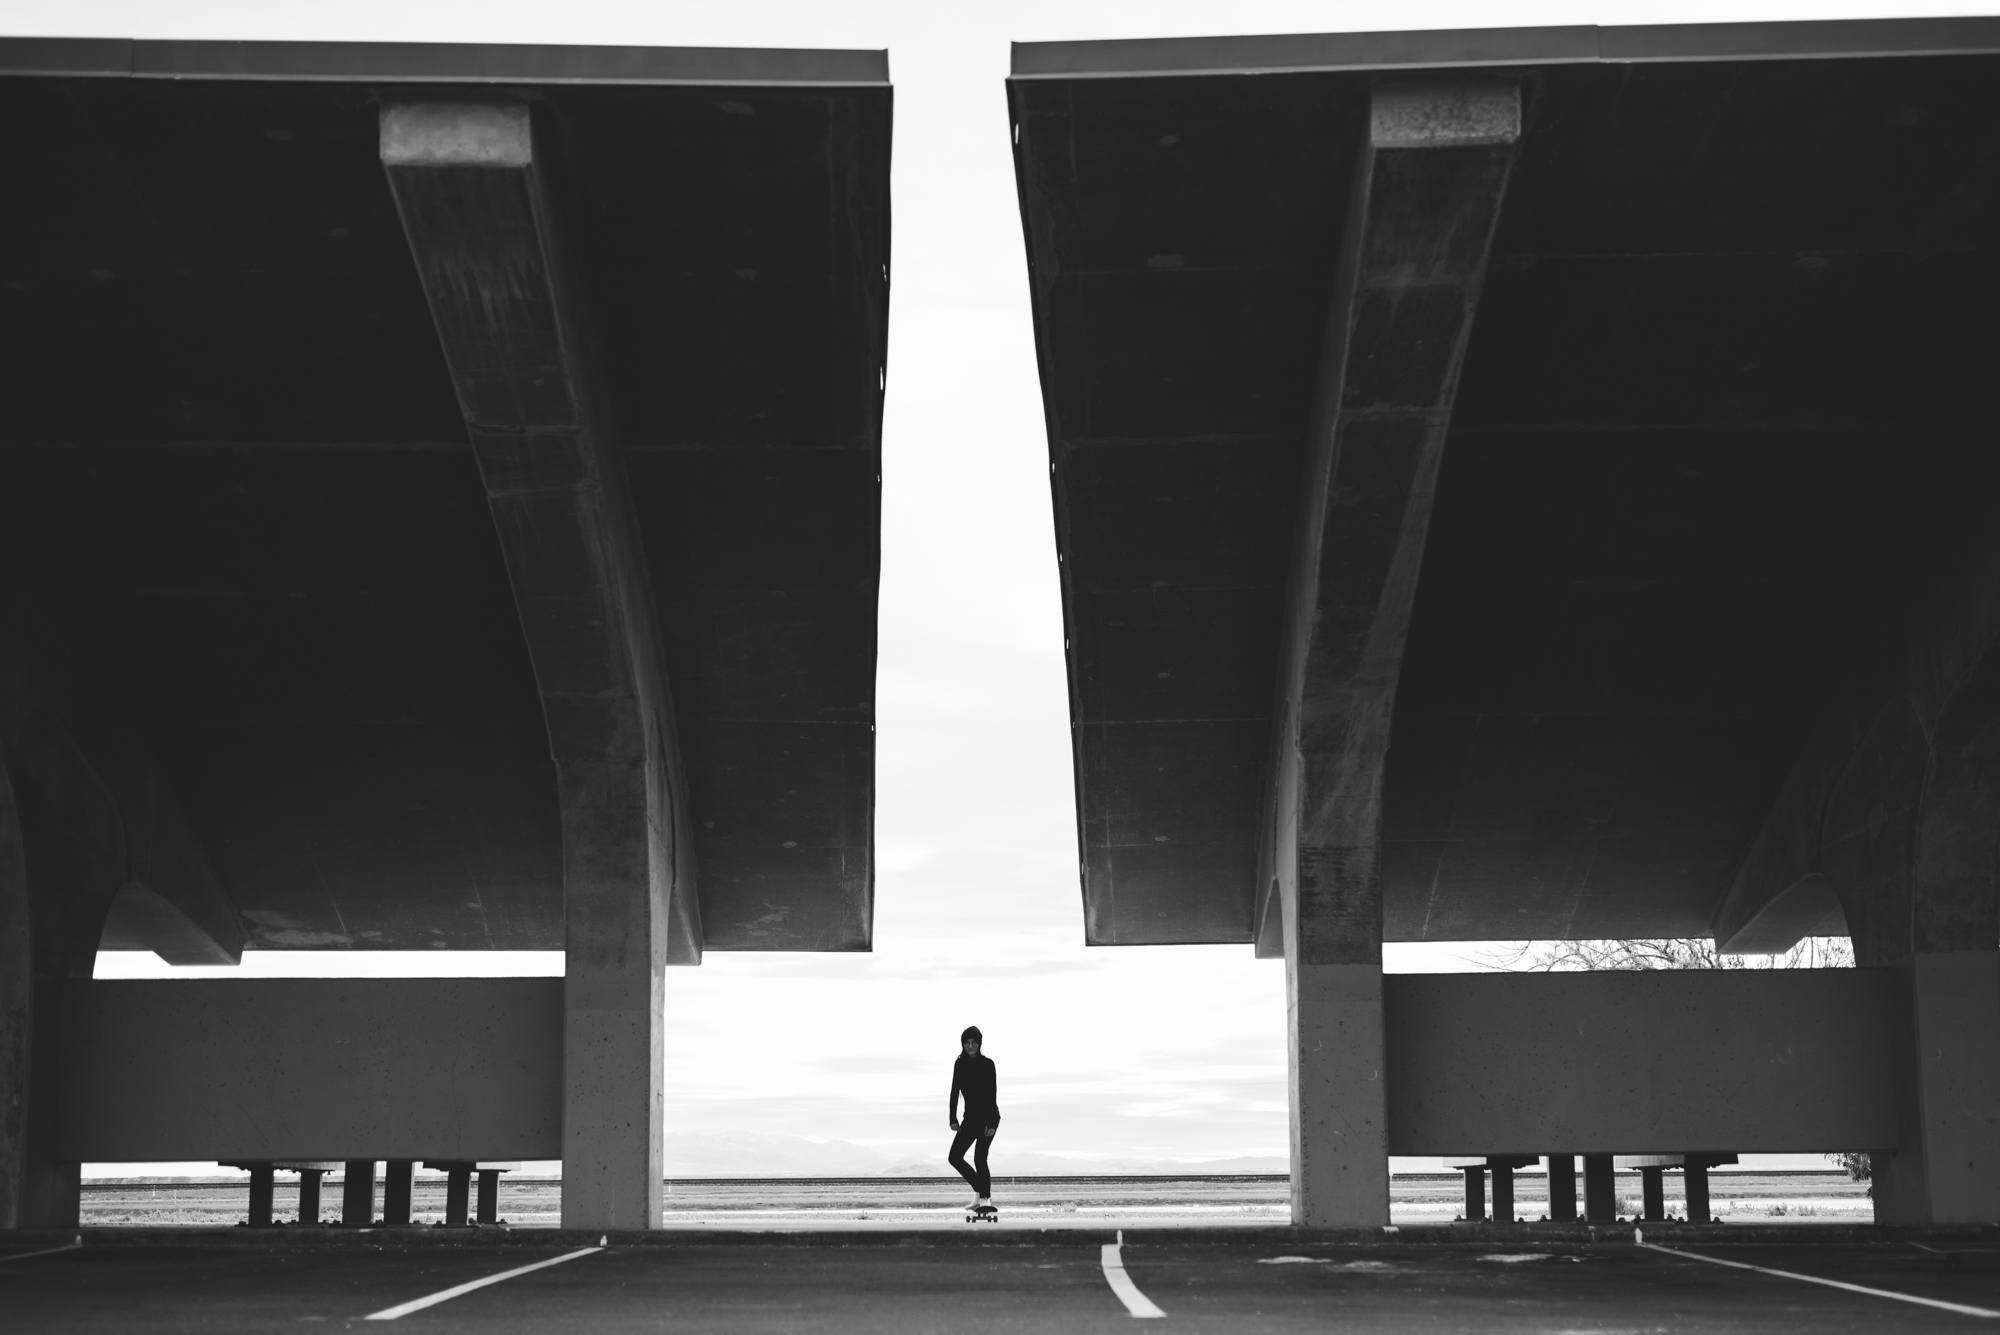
[948, 1026, 1000, 1216]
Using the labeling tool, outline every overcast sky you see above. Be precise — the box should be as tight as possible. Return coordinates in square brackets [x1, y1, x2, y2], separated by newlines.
[66, 0, 1965, 1169]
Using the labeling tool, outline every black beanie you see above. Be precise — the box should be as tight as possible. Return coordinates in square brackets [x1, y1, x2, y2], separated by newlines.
[961, 1025, 983, 1043]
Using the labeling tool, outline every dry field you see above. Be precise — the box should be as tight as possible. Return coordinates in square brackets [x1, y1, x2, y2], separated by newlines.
[78, 1171, 1873, 1230]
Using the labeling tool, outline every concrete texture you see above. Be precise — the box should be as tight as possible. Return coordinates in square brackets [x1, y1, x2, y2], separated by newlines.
[1263, 80, 1518, 1228]
[1009, 21, 2000, 945]
[1008, 16, 2000, 75]
[0, 45, 886, 957]
[381, 98, 680, 1229]
[1716, 518, 2000, 959]
[1876, 951, 2000, 1224]
[53, 979, 560, 1162]
[3, 1234, 1998, 1332]
[0, 39, 888, 1232]
[0, 735, 74, 1230]
[1288, 963, 1389, 1226]
[1381, 970, 1899, 1155]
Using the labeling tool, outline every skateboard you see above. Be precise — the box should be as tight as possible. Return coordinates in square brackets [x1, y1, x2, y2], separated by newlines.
[966, 1204, 999, 1224]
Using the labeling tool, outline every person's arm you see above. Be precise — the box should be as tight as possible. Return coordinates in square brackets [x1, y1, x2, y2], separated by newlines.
[985, 1059, 998, 1135]
[948, 1058, 962, 1130]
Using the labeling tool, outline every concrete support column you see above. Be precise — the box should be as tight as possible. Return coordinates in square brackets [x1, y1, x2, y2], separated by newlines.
[1639, 1166, 1665, 1222]
[1875, 951, 2000, 1222]
[1547, 1155, 1577, 1221]
[0, 716, 127, 1230]
[0, 746, 59, 1231]
[231, 1162, 275, 1227]
[1582, 1155, 1615, 1222]
[382, 1161, 414, 1226]
[557, 768, 666, 1229]
[341, 1160, 375, 1225]
[1285, 955, 1389, 1224]
[384, 100, 700, 1232]
[1260, 81, 1520, 1228]
[477, 1168, 504, 1225]
[1717, 516, 2000, 1223]
[296, 1168, 325, 1225]
[1491, 1161, 1515, 1224]
[1460, 1165, 1485, 1221]
[1684, 1163, 1711, 1224]
[439, 1163, 471, 1227]
[3, 601, 246, 1227]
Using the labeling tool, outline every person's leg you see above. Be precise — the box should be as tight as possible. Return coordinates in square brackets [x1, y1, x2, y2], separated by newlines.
[973, 1128, 994, 1199]
[947, 1126, 981, 1196]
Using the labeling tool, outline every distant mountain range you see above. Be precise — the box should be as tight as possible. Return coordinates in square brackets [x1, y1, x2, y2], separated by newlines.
[662, 1131, 1285, 1178]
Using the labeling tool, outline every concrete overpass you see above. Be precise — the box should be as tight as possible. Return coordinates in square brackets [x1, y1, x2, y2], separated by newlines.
[1011, 17, 2000, 1227]
[0, 38, 889, 1229]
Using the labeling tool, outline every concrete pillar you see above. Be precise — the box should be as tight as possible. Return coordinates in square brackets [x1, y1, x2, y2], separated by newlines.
[1639, 1166, 1665, 1222]
[1491, 1162, 1515, 1224]
[0, 716, 127, 1230]
[443, 1164, 471, 1227]
[296, 1168, 325, 1225]
[1582, 1155, 1615, 1222]
[1547, 1155, 1577, 1221]
[1684, 1163, 1711, 1224]
[1285, 952, 1389, 1225]
[477, 1168, 503, 1225]
[382, 1161, 413, 1226]
[341, 1160, 375, 1225]
[245, 1164, 274, 1227]
[1461, 1166, 1485, 1222]
[557, 778, 666, 1229]
[383, 100, 697, 1232]
[1874, 951, 2000, 1222]
[1719, 519, 2000, 1223]
[1262, 81, 1521, 1229]
[2, 627, 242, 1227]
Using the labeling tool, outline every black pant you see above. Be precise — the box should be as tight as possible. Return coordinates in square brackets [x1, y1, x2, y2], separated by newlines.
[948, 1121, 997, 1197]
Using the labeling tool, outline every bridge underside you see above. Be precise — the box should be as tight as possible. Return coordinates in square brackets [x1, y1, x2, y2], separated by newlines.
[1014, 18, 2000, 1230]
[0, 37, 889, 1232]
[1013, 25, 2000, 947]
[0, 44, 888, 956]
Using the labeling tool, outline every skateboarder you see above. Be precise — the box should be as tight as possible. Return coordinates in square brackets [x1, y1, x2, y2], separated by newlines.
[948, 1026, 1000, 1219]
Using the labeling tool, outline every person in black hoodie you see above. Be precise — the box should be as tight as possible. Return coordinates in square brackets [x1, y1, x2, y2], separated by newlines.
[947, 1026, 1000, 1213]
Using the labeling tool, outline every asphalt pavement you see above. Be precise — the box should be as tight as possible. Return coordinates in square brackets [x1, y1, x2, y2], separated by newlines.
[3, 1232, 1996, 1331]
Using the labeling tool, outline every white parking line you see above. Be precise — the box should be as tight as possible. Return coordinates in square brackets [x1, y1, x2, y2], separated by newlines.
[1101, 1233, 1166, 1319]
[1638, 1242, 2000, 1319]
[0, 1240, 82, 1265]
[363, 1247, 604, 1320]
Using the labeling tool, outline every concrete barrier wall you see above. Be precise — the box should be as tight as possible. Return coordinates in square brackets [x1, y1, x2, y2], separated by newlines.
[57, 978, 562, 1161]
[1384, 969, 1900, 1155]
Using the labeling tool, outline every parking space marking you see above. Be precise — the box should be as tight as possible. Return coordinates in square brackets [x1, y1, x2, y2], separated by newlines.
[0, 1241, 81, 1265]
[363, 1247, 604, 1320]
[1100, 1235, 1166, 1318]
[1638, 1242, 2000, 1319]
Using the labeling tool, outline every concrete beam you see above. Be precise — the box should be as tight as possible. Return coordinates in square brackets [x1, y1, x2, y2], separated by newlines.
[383, 100, 697, 1229]
[57, 979, 560, 1161]
[1384, 970, 1899, 1155]
[1257, 81, 1519, 1227]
